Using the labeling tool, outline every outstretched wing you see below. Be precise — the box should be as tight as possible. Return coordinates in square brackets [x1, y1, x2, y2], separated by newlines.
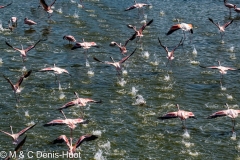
[119, 48, 137, 64]
[208, 18, 220, 30]
[25, 39, 42, 52]
[158, 37, 168, 53]
[93, 57, 105, 63]
[40, 0, 49, 9]
[43, 119, 66, 126]
[207, 110, 228, 119]
[141, 19, 153, 32]
[158, 112, 178, 119]
[0, 1, 12, 9]
[223, 20, 233, 29]
[172, 38, 183, 52]
[74, 134, 98, 149]
[5, 41, 20, 51]
[17, 70, 32, 87]
[3, 75, 15, 91]
[17, 123, 36, 137]
[166, 24, 181, 35]
[0, 130, 13, 137]
[57, 99, 78, 110]
[53, 135, 71, 148]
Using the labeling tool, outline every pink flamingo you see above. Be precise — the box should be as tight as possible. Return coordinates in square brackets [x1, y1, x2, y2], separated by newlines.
[224, 0, 235, 15]
[63, 35, 76, 44]
[234, 5, 240, 14]
[199, 61, 239, 79]
[5, 39, 43, 62]
[125, 0, 151, 15]
[39, 0, 56, 18]
[0, 124, 36, 144]
[158, 104, 196, 129]
[207, 103, 240, 133]
[93, 48, 137, 75]
[44, 110, 88, 137]
[24, 18, 37, 28]
[0, 1, 12, 9]
[109, 41, 130, 55]
[71, 39, 99, 53]
[208, 18, 233, 40]
[53, 134, 98, 154]
[3, 70, 32, 102]
[158, 37, 183, 66]
[127, 19, 153, 42]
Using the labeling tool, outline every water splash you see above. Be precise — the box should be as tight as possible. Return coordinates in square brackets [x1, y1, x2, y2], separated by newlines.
[164, 74, 170, 81]
[144, 14, 148, 20]
[229, 46, 234, 52]
[21, 66, 27, 72]
[122, 70, 128, 76]
[142, 51, 149, 59]
[0, 58, 3, 64]
[73, 11, 79, 18]
[78, 4, 83, 8]
[59, 92, 65, 99]
[25, 110, 30, 118]
[0, 20, 4, 31]
[94, 149, 105, 160]
[182, 140, 194, 148]
[117, 78, 127, 87]
[130, 87, 138, 96]
[221, 40, 224, 44]
[100, 141, 111, 151]
[86, 59, 90, 67]
[141, 20, 146, 24]
[133, 95, 146, 105]
[58, 82, 62, 91]
[92, 130, 102, 136]
[159, 11, 165, 16]
[192, 45, 197, 55]
[226, 94, 233, 100]
[56, 7, 63, 14]
[231, 132, 236, 140]
[182, 129, 190, 138]
[190, 60, 200, 65]
[87, 70, 94, 76]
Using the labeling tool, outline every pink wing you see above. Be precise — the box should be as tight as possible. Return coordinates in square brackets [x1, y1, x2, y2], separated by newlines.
[43, 119, 66, 126]
[74, 134, 98, 149]
[53, 135, 71, 148]
[17, 123, 36, 137]
[158, 112, 178, 119]
[207, 110, 228, 119]
[57, 99, 78, 110]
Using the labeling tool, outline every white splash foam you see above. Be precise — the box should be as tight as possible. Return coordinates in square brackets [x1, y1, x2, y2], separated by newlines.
[182, 129, 190, 138]
[117, 78, 127, 87]
[100, 141, 111, 151]
[92, 130, 102, 136]
[231, 132, 236, 140]
[56, 7, 63, 14]
[192, 45, 197, 55]
[142, 51, 149, 59]
[130, 87, 138, 96]
[122, 70, 128, 76]
[87, 70, 94, 76]
[164, 74, 170, 81]
[25, 110, 30, 117]
[94, 149, 105, 160]
[133, 95, 146, 105]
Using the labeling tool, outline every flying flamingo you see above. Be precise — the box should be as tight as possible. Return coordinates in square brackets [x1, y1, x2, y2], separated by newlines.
[109, 41, 130, 55]
[208, 18, 233, 40]
[5, 136, 27, 160]
[93, 48, 137, 75]
[24, 18, 37, 28]
[127, 19, 153, 42]
[158, 37, 183, 66]
[39, 64, 71, 82]
[0, 124, 36, 144]
[125, 0, 151, 16]
[0, 1, 12, 9]
[39, 0, 56, 18]
[3, 70, 32, 102]
[233, 5, 240, 16]
[53, 134, 98, 154]
[63, 35, 76, 44]
[158, 104, 196, 129]
[166, 22, 193, 42]
[44, 110, 88, 138]
[207, 103, 240, 133]
[5, 39, 43, 62]
[71, 39, 99, 53]
[224, 0, 235, 15]
[199, 61, 239, 80]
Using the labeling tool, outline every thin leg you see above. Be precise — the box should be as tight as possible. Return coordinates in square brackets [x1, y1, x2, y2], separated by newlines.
[182, 120, 186, 130]
[232, 119, 235, 133]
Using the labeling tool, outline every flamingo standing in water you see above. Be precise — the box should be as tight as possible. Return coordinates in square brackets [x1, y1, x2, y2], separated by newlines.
[63, 35, 76, 44]
[93, 48, 137, 75]
[199, 61, 240, 80]
[44, 110, 88, 138]
[224, 0, 235, 15]
[158, 104, 196, 129]
[0, 1, 12, 9]
[3, 70, 32, 102]
[158, 37, 183, 66]
[5, 39, 43, 62]
[207, 103, 240, 133]
[39, 0, 56, 18]
[127, 19, 153, 43]
[208, 18, 233, 40]
[53, 134, 98, 154]
[0, 124, 36, 144]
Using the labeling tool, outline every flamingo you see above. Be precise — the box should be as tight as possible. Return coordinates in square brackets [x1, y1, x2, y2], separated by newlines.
[93, 48, 137, 75]
[158, 104, 196, 129]
[125, 0, 151, 16]
[44, 110, 88, 138]
[63, 35, 76, 44]
[53, 134, 98, 154]
[234, 5, 240, 14]
[109, 41, 129, 55]
[0, 1, 12, 9]
[5, 136, 27, 160]
[71, 39, 99, 53]
[207, 103, 240, 133]
[39, 64, 71, 82]
[5, 39, 43, 62]
[3, 70, 32, 102]
[199, 61, 240, 79]
[0, 124, 36, 144]
[166, 23, 193, 42]
[208, 18, 233, 40]
[24, 18, 37, 28]
[127, 19, 153, 42]
[158, 37, 183, 66]
[224, 0, 235, 15]
[9, 17, 17, 28]
[39, 0, 56, 18]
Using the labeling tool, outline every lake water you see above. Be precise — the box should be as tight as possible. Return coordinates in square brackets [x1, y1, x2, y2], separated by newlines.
[1, 0, 240, 159]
